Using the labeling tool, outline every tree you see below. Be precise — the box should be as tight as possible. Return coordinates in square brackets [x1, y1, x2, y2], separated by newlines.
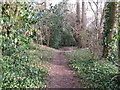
[102, 2, 117, 58]
[76, 0, 80, 24]
[71, 0, 83, 48]
[81, 0, 86, 30]
[118, 2, 120, 73]
[118, 19, 120, 77]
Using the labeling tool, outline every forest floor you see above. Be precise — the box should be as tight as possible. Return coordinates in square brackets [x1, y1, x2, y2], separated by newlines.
[47, 47, 81, 88]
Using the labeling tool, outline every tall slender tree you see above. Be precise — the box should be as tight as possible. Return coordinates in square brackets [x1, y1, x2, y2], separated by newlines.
[71, 0, 83, 48]
[76, 0, 80, 24]
[81, 0, 86, 30]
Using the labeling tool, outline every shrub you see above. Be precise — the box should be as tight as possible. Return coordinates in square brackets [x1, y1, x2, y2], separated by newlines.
[65, 49, 119, 89]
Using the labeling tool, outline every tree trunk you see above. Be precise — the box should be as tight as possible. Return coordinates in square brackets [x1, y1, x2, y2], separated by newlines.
[102, 2, 117, 58]
[118, 31, 120, 59]
[81, 0, 85, 30]
[98, 3, 106, 40]
[46, 29, 50, 46]
[44, 0, 46, 9]
[118, 3, 120, 71]
[74, 0, 82, 48]
[76, 0, 80, 24]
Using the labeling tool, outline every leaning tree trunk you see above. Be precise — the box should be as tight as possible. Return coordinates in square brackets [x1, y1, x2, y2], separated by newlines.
[73, 0, 83, 48]
[102, 2, 117, 58]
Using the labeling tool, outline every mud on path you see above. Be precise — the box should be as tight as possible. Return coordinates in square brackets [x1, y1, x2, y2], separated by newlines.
[47, 48, 81, 88]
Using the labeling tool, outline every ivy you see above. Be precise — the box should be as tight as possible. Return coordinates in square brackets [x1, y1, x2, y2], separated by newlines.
[0, 2, 47, 88]
[102, 2, 118, 61]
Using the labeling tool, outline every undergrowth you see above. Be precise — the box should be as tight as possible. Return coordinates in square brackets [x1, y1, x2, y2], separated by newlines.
[64, 48, 119, 89]
[1, 43, 55, 88]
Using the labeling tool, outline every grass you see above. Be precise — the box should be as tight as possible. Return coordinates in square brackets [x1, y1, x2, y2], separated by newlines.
[27, 43, 56, 71]
[64, 48, 119, 89]
[25, 43, 56, 88]
[28, 44, 56, 61]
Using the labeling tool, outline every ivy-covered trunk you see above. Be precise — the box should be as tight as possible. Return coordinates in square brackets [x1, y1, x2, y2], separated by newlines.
[102, 2, 117, 58]
[118, 28, 120, 72]
[118, 3, 120, 74]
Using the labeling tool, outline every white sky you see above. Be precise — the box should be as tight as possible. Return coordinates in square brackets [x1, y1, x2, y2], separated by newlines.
[1, 0, 120, 3]
[34, 0, 120, 4]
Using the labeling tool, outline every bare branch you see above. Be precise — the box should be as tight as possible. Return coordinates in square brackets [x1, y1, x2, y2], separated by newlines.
[93, 0, 98, 8]
[100, 3, 106, 27]
[88, 2, 95, 15]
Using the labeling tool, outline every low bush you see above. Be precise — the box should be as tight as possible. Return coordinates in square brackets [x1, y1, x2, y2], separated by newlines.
[1, 43, 55, 88]
[65, 49, 119, 89]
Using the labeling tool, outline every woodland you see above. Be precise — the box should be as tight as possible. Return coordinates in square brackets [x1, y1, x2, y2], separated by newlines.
[0, 0, 120, 89]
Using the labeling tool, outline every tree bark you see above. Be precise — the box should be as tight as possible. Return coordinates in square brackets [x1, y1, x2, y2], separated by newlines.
[76, 0, 80, 25]
[118, 3, 120, 71]
[102, 2, 117, 58]
[44, 0, 46, 9]
[98, 3, 106, 40]
[81, 0, 85, 30]
[74, 0, 82, 48]
[118, 31, 120, 59]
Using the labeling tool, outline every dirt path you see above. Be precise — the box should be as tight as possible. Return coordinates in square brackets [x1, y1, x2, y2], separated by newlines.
[47, 48, 81, 88]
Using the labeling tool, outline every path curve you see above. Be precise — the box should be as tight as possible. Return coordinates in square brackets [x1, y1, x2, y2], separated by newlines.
[47, 48, 81, 88]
